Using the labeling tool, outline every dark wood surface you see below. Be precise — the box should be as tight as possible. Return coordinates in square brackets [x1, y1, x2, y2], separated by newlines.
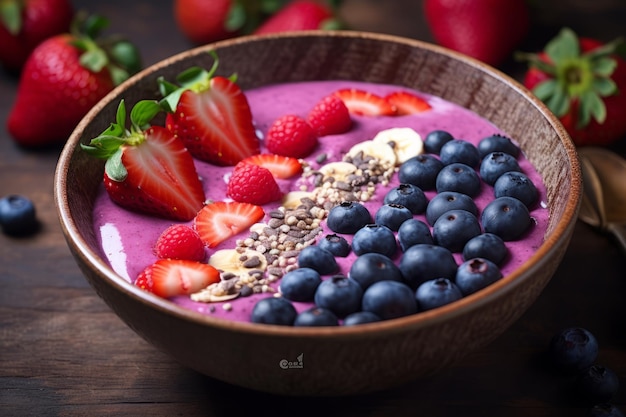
[1, 1, 625, 415]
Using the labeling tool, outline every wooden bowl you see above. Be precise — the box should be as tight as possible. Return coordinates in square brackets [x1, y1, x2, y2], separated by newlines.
[54, 31, 581, 396]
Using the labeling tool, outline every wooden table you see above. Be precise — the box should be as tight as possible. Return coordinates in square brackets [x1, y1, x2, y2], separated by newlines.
[1, 1, 625, 415]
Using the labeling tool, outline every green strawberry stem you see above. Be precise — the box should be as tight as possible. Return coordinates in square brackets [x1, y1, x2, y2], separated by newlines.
[0, 0, 22, 35]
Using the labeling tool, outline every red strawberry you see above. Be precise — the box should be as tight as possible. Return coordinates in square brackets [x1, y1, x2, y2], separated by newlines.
[0, 0, 73, 72]
[135, 259, 220, 298]
[161, 59, 260, 166]
[240, 154, 303, 179]
[227, 162, 283, 205]
[154, 224, 206, 261]
[307, 94, 352, 136]
[195, 201, 265, 248]
[424, 0, 529, 67]
[174, 0, 238, 44]
[6, 15, 141, 147]
[518, 28, 626, 147]
[254, 0, 341, 35]
[82, 100, 206, 221]
[384, 91, 432, 115]
[265, 114, 319, 158]
[333, 88, 396, 116]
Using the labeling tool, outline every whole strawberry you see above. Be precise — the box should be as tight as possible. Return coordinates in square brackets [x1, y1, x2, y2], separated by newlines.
[0, 0, 73, 72]
[254, 0, 342, 35]
[424, 0, 529, 67]
[174, 0, 241, 44]
[518, 28, 626, 147]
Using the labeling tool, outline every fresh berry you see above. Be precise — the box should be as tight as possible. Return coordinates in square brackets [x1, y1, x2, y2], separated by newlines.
[439, 139, 480, 168]
[398, 154, 444, 190]
[479, 152, 522, 185]
[154, 224, 205, 262]
[424, 130, 454, 154]
[174, 0, 243, 44]
[0, 0, 73, 72]
[399, 243, 457, 289]
[265, 114, 318, 158]
[227, 161, 283, 205]
[314, 275, 363, 318]
[455, 258, 502, 295]
[250, 297, 297, 326]
[297, 245, 338, 275]
[343, 311, 382, 326]
[349, 253, 403, 290]
[436, 162, 482, 197]
[384, 91, 432, 115]
[494, 171, 539, 209]
[239, 153, 302, 179]
[462, 233, 509, 266]
[135, 259, 220, 298]
[307, 94, 352, 136]
[0, 194, 38, 236]
[549, 327, 599, 373]
[294, 307, 339, 327]
[279, 267, 322, 302]
[82, 100, 205, 221]
[383, 183, 428, 214]
[333, 88, 396, 116]
[397, 219, 434, 252]
[317, 233, 351, 257]
[351, 224, 398, 258]
[576, 365, 620, 405]
[253, 0, 341, 35]
[194, 201, 265, 248]
[477, 134, 520, 159]
[326, 201, 372, 234]
[375, 203, 413, 231]
[415, 278, 463, 311]
[161, 59, 259, 165]
[481, 196, 531, 241]
[588, 404, 625, 417]
[361, 280, 418, 320]
[433, 209, 481, 253]
[426, 191, 478, 226]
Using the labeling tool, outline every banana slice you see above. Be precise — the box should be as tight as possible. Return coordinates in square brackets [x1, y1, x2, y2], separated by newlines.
[345, 139, 397, 167]
[191, 282, 240, 303]
[208, 248, 268, 275]
[317, 161, 358, 182]
[372, 127, 424, 164]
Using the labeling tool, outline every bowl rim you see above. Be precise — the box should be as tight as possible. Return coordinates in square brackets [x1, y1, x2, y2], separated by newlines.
[54, 30, 582, 339]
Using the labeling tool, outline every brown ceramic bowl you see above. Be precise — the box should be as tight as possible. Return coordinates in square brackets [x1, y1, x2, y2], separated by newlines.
[54, 31, 581, 396]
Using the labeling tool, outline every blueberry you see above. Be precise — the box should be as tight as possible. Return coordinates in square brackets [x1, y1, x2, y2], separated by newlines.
[398, 154, 444, 190]
[494, 171, 539, 209]
[343, 311, 382, 326]
[318, 233, 351, 257]
[279, 267, 322, 301]
[588, 404, 625, 417]
[435, 163, 482, 197]
[326, 201, 372, 234]
[297, 245, 338, 275]
[351, 224, 397, 257]
[397, 218, 434, 251]
[432, 209, 482, 253]
[426, 191, 478, 226]
[477, 134, 520, 159]
[361, 280, 418, 320]
[384, 183, 427, 214]
[314, 275, 363, 318]
[479, 152, 522, 185]
[294, 307, 340, 327]
[576, 365, 620, 405]
[0, 194, 39, 236]
[439, 139, 480, 167]
[462, 233, 509, 265]
[481, 196, 532, 241]
[415, 278, 463, 310]
[455, 258, 502, 295]
[250, 297, 297, 325]
[549, 327, 599, 373]
[349, 252, 403, 289]
[399, 244, 458, 289]
[424, 129, 454, 154]
[375, 203, 413, 231]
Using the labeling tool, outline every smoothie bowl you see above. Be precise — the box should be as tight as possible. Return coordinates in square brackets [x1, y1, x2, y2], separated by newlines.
[54, 31, 581, 396]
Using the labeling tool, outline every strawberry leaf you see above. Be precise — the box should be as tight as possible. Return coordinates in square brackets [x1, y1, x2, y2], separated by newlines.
[129, 100, 162, 130]
[80, 48, 108, 72]
[532, 79, 558, 102]
[578, 91, 606, 128]
[593, 77, 617, 97]
[104, 148, 128, 182]
[591, 57, 617, 78]
[0, 0, 21, 35]
[226, 2, 246, 31]
[546, 28, 580, 63]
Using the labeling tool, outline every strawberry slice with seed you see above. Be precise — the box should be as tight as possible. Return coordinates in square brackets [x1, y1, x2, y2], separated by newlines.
[195, 201, 265, 248]
[239, 154, 303, 179]
[385, 91, 432, 115]
[135, 259, 220, 298]
[333, 88, 396, 116]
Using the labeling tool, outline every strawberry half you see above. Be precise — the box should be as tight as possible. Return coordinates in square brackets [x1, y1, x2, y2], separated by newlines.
[160, 55, 260, 166]
[239, 154, 303, 179]
[82, 100, 206, 221]
[333, 88, 396, 116]
[385, 91, 432, 115]
[135, 259, 220, 298]
[195, 201, 265, 248]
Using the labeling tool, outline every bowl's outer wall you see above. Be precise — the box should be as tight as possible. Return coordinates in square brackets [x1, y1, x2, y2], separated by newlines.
[57, 32, 581, 396]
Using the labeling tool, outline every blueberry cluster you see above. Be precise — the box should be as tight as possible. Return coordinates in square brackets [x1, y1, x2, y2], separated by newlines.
[0, 194, 39, 236]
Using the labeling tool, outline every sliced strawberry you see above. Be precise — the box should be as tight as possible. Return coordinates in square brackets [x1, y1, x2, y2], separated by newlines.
[239, 154, 303, 179]
[195, 201, 265, 248]
[385, 91, 432, 115]
[307, 94, 352, 136]
[135, 259, 220, 298]
[154, 224, 206, 261]
[333, 88, 396, 116]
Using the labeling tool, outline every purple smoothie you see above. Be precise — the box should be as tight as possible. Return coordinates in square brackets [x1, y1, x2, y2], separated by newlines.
[92, 80, 549, 323]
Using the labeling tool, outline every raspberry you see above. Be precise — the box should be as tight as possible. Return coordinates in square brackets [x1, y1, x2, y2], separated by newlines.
[154, 224, 206, 261]
[226, 162, 283, 205]
[307, 94, 352, 136]
[265, 114, 318, 158]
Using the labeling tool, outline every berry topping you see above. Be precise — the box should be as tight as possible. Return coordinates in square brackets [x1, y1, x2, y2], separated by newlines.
[351, 224, 398, 258]
[297, 245, 338, 275]
[154, 224, 206, 261]
[481, 196, 532, 241]
[326, 201, 373, 234]
[265, 114, 319, 158]
[227, 161, 283, 205]
[333, 88, 396, 116]
[279, 268, 322, 302]
[424, 130, 454, 154]
[361, 280, 418, 320]
[194, 201, 265, 248]
[479, 151, 522, 185]
[455, 258, 503, 295]
[349, 253, 403, 290]
[314, 275, 363, 318]
[294, 307, 339, 327]
[135, 259, 220, 298]
[250, 297, 297, 326]
[384, 91, 432, 115]
[477, 134, 520, 159]
[415, 278, 463, 311]
[307, 94, 352, 136]
[239, 153, 303, 179]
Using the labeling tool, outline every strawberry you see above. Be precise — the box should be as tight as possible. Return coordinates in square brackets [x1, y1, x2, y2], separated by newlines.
[135, 259, 220, 298]
[253, 0, 342, 35]
[384, 91, 432, 115]
[174, 0, 239, 44]
[517, 28, 626, 147]
[265, 114, 319, 158]
[227, 161, 283, 205]
[6, 15, 141, 147]
[424, 0, 529, 67]
[82, 100, 206, 221]
[160, 56, 260, 166]
[154, 224, 206, 262]
[333, 88, 396, 116]
[0, 0, 73, 72]
[307, 94, 352, 136]
[240, 153, 303, 179]
[194, 201, 265, 248]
